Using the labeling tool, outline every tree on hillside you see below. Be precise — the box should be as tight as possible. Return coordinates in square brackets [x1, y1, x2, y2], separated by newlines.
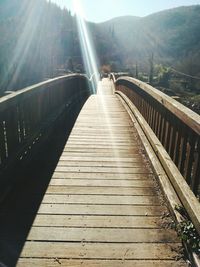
[0, 0, 80, 95]
[176, 55, 200, 92]
[148, 53, 154, 84]
[135, 62, 138, 79]
[156, 64, 171, 88]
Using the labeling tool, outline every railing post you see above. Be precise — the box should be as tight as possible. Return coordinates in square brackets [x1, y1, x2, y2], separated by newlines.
[0, 117, 7, 165]
[0, 74, 91, 177]
[115, 76, 200, 198]
[192, 137, 200, 194]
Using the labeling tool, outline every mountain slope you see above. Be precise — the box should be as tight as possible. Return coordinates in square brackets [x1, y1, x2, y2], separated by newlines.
[0, 3, 200, 93]
[95, 5, 200, 68]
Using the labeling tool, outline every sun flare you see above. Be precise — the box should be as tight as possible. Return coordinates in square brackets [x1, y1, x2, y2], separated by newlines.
[73, 0, 99, 93]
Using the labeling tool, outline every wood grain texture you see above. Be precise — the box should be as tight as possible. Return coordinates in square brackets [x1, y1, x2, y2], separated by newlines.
[32, 214, 163, 228]
[117, 90, 200, 236]
[46, 185, 156, 195]
[20, 242, 182, 259]
[17, 259, 187, 267]
[42, 194, 159, 205]
[17, 79, 186, 266]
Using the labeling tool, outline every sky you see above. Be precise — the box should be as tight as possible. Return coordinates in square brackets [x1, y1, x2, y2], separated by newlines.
[51, 0, 200, 22]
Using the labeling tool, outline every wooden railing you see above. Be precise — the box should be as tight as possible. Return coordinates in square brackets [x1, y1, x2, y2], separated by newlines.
[0, 74, 91, 178]
[113, 76, 200, 238]
[114, 77, 200, 196]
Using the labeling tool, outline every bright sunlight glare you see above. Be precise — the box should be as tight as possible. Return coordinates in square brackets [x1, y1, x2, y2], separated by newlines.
[97, 79, 125, 178]
[73, 0, 122, 174]
[1, 1, 42, 90]
[73, 0, 99, 94]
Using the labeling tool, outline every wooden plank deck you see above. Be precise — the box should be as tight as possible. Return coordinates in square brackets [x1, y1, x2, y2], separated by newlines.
[17, 79, 186, 266]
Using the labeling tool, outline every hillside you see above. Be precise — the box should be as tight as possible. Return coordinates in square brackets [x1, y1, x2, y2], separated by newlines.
[96, 5, 200, 72]
[0, 0, 80, 94]
[0, 2, 200, 94]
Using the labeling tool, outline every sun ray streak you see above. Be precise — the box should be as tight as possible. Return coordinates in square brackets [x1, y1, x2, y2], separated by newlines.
[73, 1, 125, 178]
[1, 1, 44, 90]
[73, 0, 99, 93]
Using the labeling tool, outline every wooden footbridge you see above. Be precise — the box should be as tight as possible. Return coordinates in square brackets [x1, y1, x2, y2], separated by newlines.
[0, 74, 200, 266]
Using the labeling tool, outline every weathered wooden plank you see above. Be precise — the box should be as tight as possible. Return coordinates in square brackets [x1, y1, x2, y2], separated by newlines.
[61, 152, 143, 157]
[68, 131, 135, 136]
[27, 227, 179, 243]
[42, 195, 159, 205]
[52, 172, 152, 180]
[54, 166, 152, 174]
[19, 242, 181, 259]
[57, 160, 143, 167]
[50, 179, 154, 187]
[78, 111, 127, 115]
[46, 185, 156, 196]
[63, 148, 140, 153]
[75, 121, 131, 125]
[73, 126, 132, 130]
[68, 135, 135, 140]
[16, 259, 187, 267]
[32, 214, 163, 228]
[72, 127, 135, 132]
[64, 144, 139, 149]
[68, 135, 136, 140]
[17, 79, 184, 265]
[59, 156, 142, 162]
[68, 140, 137, 144]
[66, 141, 136, 146]
[38, 204, 166, 216]
[74, 122, 131, 126]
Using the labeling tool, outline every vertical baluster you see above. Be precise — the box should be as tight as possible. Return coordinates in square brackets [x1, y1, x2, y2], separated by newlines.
[155, 105, 162, 138]
[174, 123, 182, 165]
[140, 98, 144, 117]
[37, 92, 42, 124]
[131, 90, 135, 107]
[146, 101, 152, 125]
[5, 106, 19, 157]
[153, 107, 158, 134]
[158, 108, 165, 141]
[17, 102, 25, 143]
[0, 114, 7, 166]
[39, 89, 45, 122]
[164, 112, 172, 153]
[137, 93, 141, 111]
[184, 131, 196, 186]
[149, 104, 154, 128]
[160, 111, 167, 145]
[164, 120, 170, 151]
[28, 97, 35, 133]
[192, 137, 200, 195]
[23, 99, 31, 139]
[143, 99, 148, 121]
[149, 103, 154, 129]
[129, 89, 134, 106]
[50, 85, 56, 110]
[33, 92, 39, 127]
[178, 125, 188, 174]
[169, 116, 177, 159]
[42, 86, 48, 118]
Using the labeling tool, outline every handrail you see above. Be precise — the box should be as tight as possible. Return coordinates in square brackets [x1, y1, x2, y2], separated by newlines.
[113, 75, 200, 235]
[114, 76, 200, 194]
[0, 74, 86, 112]
[109, 73, 116, 83]
[110, 72, 129, 83]
[0, 74, 91, 174]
